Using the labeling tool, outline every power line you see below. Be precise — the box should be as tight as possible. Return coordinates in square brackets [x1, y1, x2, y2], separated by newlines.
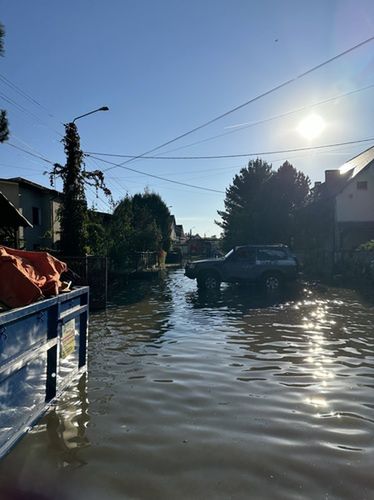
[87, 136, 374, 161]
[155, 83, 374, 156]
[0, 72, 62, 124]
[85, 185, 113, 211]
[0, 163, 43, 172]
[105, 35, 374, 171]
[5, 142, 55, 165]
[87, 154, 225, 194]
[0, 90, 64, 138]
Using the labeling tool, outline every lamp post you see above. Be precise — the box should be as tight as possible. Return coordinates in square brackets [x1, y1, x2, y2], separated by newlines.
[72, 106, 109, 124]
[55, 106, 109, 256]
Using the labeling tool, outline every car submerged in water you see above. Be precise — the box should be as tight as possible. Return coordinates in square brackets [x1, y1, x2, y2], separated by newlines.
[185, 244, 299, 290]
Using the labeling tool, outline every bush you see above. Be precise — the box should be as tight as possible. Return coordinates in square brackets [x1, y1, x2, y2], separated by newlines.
[357, 240, 374, 251]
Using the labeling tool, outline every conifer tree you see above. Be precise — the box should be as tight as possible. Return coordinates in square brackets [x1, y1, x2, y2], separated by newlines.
[216, 158, 310, 250]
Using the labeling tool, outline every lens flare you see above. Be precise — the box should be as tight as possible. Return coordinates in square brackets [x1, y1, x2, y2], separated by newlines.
[297, 113, 326, 140]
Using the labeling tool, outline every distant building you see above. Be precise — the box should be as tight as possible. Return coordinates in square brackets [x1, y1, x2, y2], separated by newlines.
[175, 224, 185, 243]
[0, 177, 62, 250]
[181, 235, 222, 258]
[168, 215, 177, 243]
[300, 146, 374, 255]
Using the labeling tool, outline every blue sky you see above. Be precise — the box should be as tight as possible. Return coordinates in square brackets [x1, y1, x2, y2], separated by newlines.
[1, 0, 373, 236]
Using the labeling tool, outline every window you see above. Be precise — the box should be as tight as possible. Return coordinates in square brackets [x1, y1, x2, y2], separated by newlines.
[234, 247, 256, 263]
[257, 248, 287, 261]
[32, 207, 41, 225]
[357, 181, 368, 190]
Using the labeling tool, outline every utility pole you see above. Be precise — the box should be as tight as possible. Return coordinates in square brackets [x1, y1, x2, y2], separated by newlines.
[50, 107, 109, 256]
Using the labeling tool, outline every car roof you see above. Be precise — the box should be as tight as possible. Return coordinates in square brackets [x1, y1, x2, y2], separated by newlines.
[235, 244, 289, 249]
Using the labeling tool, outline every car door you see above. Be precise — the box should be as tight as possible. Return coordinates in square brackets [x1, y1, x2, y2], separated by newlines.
[255, 247, 289, 277]
[223, 247, 256, 282]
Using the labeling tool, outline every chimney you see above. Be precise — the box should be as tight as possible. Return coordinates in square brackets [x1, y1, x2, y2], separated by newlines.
[325, 170, 341, 185]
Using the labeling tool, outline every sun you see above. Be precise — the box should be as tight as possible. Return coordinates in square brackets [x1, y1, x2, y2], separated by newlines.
[297, 113, 326, 140]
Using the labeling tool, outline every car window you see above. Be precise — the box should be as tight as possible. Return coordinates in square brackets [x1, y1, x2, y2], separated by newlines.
[257, 248, 287, 261]
[235, 248, 256, 262]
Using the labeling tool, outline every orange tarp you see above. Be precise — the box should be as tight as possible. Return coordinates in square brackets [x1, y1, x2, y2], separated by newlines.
[0, 246, 67, 308]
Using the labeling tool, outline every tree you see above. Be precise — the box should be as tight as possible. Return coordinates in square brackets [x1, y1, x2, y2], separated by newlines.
[216, 158, 310, 250]
[86, 220, 107, 256]
[132, 191, 171, 251]
[0, 22, 9, 143]
[109, 196, 135, 269]
[261, 161, 310, 244]
[108, 191, 171, 269]
[50, 122, 111, 255]
[216, 158, 273, 250]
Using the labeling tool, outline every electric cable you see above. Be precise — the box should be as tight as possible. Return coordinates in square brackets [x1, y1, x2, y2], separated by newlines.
[104, 35, 374, 171]
[5, 142, 55, 165]
[87, 154, 225, 194]
[87, 136, 374, 161]
[154, 83, 374, 156]
[0, 72, 63, 123]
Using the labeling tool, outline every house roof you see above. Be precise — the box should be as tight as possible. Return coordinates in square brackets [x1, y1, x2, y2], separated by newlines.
[175, 224, 184, 237]
[339, 145, 374, 180]
[0, 177, 61, 197]
[0, 191, 33, 229]
[310, 145, 374, 203]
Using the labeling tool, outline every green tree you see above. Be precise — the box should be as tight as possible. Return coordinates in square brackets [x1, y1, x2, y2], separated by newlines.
[109, 196, 135, 269]
[132, 191, 171, 251]
[50, 122, 111, 255]
[0, 22, 9, 143]
[216, 158, 272, 250]
[109, 191, 171, 269]
[216, 158, 310, 250]
[261, 161, 310, 244]
[133, 220, 162, 252]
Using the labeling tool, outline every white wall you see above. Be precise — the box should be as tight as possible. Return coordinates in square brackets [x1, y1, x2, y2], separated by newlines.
[336, 165, 374, 222]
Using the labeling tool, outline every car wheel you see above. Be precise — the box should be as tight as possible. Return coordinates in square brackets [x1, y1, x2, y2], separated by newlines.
[262, 273, 282, 291]
[197, 272, 221, 290]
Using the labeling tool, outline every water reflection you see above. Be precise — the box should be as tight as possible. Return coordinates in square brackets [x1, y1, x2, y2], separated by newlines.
[0, 373, 89, 499]
[0, 271, 374, 500]
[186, 283, 303, 313]
[45, 374, 90, 470]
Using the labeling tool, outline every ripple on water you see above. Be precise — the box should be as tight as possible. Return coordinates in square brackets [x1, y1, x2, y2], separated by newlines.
[1, 270, 374, 500]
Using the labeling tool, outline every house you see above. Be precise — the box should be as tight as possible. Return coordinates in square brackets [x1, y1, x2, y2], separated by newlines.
[181, 235, 222, 258]
[299, 146, 374, 261]
[175, 224, 185, 243]
[334, 146, 374, 250]
[0, 177, 62, 250]
[168, 215, 177, 243]
[0, 190, 32, 247]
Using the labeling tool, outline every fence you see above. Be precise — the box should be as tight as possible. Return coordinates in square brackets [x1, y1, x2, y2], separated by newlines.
[134, 251, 159, 271]
[62, 256, 107, 310]
[299, 249, 374, 282]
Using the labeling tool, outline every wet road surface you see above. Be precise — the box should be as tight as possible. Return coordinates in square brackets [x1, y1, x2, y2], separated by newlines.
[0, 269, 374, 499]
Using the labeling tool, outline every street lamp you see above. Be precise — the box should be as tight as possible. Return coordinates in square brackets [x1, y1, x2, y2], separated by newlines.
[72, 106, 109, 123]
[56, 106, 110, 256]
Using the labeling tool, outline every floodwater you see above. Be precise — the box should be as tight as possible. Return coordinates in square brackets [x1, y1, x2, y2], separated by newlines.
[1, 269, 374, 500]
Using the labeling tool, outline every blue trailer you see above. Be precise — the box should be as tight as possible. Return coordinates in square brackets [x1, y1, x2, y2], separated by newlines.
[0, 287, 89, 459]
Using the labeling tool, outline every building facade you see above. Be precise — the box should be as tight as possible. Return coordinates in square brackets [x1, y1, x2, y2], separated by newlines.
[0, 177, 62, 250]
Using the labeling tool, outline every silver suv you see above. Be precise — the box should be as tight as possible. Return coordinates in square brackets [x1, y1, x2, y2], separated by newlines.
[185, 244, 298, 290]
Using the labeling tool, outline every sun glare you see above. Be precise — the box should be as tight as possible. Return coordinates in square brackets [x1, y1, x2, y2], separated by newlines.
[297, 113, 326, 140]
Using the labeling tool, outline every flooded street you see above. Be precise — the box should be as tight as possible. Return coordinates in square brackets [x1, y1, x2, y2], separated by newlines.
[1, 269, 374, 500]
